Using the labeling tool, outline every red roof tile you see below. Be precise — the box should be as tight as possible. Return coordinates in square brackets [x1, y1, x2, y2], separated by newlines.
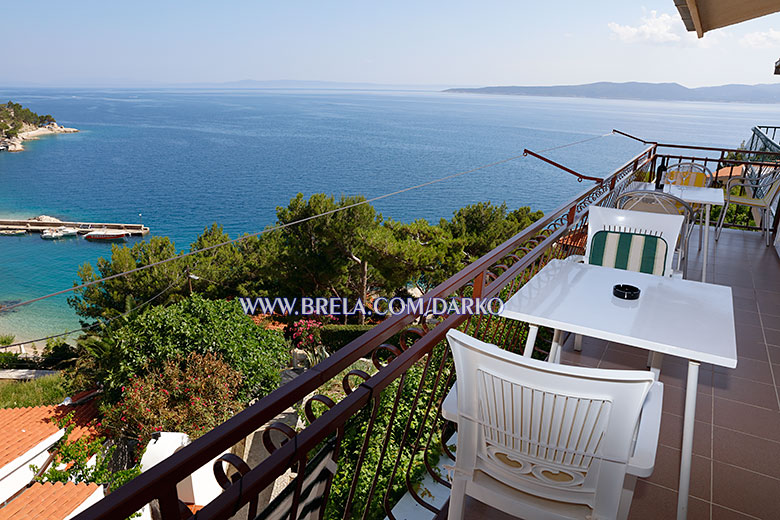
[0, 482, 100, 520]
[0, 401, 99, 469]
[715, 164, 745, 179]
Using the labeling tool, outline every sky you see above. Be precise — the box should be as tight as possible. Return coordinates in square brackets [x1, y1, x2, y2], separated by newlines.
[4, 1, 780, 88]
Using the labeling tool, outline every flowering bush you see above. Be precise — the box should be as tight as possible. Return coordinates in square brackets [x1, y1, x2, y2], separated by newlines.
[285, 319, 323, 351]
[102, 352, 242, 445]
[285, 319, 329, 366]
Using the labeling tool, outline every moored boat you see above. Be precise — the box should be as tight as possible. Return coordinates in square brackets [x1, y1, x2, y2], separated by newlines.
[56, 226, 79, 237]
[41, 228, 64, 239]
[0, 229, 26, 236]
[84, 229, 128, 242]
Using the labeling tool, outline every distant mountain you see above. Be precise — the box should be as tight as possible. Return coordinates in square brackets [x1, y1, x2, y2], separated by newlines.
[444, 82, 780, 103]
[182, 79, 455, 91]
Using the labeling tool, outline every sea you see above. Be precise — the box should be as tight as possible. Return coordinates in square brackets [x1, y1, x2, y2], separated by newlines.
[1, 88, 779, 342]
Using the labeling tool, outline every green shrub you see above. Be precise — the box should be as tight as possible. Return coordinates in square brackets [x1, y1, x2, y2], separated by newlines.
[102, 352, 243, 444]
[71, 295, 289, 402]
[32, 412, 141, 493]
[40, 337, 77, 369]
[0, 343, 76, 370]
[0, 351, 23, 369]
[0, 334, 15, 346]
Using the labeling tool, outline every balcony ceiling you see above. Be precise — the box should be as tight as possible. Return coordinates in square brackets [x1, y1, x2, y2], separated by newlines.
[674, 0, 780, 37]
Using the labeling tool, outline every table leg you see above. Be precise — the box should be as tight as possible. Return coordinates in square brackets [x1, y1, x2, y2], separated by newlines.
[702, 204, 711, 283]
[649, 352, 663, 378]
[550, 329, 562, 363]
[574, 334, 583, 352]
[677, 361, 700, 520]
[523, 325, 538, 357]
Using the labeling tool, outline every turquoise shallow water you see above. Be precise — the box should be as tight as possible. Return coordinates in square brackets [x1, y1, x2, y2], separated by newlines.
[0, 88, 778, 341]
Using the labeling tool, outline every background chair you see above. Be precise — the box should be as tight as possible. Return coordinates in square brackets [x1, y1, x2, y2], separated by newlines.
[663, 162, 713, 188]
[615, 192, 694, 279]
[663, 162, 713, 250]
[715, 170, 780, 246]
[443, 329, 663, 520]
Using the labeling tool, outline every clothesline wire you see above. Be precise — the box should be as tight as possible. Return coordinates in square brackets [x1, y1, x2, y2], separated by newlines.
[0, 131, 615, 322]
[0, 269, 188, 350]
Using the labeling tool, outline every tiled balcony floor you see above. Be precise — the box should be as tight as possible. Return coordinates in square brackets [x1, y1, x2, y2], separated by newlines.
[462, 228, 780, 520]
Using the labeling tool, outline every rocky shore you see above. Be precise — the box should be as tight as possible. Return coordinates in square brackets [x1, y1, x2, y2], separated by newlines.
[0, 123, 79, 152]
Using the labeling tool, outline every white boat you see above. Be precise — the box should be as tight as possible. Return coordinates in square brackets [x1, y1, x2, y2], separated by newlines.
[0, 229, 26, 236]
[41, 228, 64, 240]
[84, 229, 128, 242]
[56, 226, 79, 237]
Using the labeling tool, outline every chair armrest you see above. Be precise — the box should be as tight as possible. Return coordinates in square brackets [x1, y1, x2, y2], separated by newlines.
[565, 255, 585, 264]
[726, 175, 761, 189]
[442, 385, 458, 423]
[627, 381, 664, 478]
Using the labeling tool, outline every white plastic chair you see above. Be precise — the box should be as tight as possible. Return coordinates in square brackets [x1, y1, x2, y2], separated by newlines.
[583, 206, 684, 278]
[565, 206, 685, 359]
[443, 329, 663, 520]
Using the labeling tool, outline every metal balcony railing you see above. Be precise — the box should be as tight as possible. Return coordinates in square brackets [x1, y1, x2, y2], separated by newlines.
[73, 133, 780, 519]
[615, 130, 780, 235]
[72, 146, 656, 520]
[750, 126, 780, 153]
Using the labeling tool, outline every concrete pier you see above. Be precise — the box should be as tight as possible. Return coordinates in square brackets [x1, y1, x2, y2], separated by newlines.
[0, 218, 150, 236]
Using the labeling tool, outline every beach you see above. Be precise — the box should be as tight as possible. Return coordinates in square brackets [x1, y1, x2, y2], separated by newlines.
[0, 123, 78, 152]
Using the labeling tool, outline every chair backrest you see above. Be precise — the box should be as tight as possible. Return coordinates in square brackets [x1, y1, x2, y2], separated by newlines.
[746, 164, 780, 201]
[764, 176, 780, 204]
[584, 205, 684, 277]
[446, 329, 654, 512]
[664, 162, 713, 187]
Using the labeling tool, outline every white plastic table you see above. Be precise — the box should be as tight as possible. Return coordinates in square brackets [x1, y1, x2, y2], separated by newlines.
[499, 259, 737, 520]
[662, 185, 725, 283]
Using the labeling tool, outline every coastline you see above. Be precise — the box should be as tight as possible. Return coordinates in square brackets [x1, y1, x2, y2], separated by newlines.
[0, 123, 79, 152]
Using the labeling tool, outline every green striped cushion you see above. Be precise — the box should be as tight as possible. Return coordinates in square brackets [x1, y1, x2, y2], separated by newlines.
[589, 231, 668, 276]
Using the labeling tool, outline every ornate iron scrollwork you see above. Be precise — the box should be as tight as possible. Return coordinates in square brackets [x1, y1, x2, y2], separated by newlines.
[213, 453, 252, 490]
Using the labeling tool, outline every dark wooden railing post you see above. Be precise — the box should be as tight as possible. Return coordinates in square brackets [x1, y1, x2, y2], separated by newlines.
[157, 486, 181, 519]
[472, 271, 485, 299]
[566, 206, 577, 227]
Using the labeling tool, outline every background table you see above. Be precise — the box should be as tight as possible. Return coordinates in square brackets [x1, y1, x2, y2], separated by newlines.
[499, 259, 737, 519]
[662, 184, 724, 283]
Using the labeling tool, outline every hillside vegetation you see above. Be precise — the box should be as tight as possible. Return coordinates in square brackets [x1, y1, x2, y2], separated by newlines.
[0, 101, 55, 138]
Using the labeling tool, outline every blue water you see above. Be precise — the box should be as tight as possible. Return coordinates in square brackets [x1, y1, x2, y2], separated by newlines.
[1, 88, 779, 341]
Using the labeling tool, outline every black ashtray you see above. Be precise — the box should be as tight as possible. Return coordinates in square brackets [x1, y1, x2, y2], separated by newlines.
[613, 284, 640, 300]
